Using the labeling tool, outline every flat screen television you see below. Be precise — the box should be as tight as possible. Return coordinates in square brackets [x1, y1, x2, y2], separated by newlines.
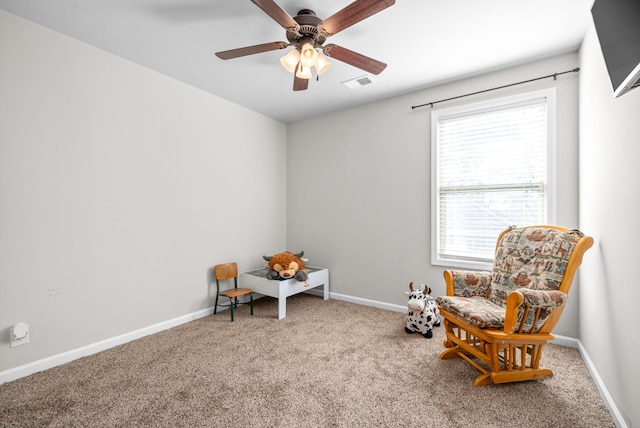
[591, 0, 640, 98]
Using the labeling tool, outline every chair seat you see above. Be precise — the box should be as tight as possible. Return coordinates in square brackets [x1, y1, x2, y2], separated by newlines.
[219, 288, 252, 299]
[436, 295, 505, 329]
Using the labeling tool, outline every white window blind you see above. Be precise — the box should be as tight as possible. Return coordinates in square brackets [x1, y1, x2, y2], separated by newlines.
[431, 89, 555, 269]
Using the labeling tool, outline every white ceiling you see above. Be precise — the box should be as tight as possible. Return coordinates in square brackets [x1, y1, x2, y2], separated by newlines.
[0, 0, 594, 123]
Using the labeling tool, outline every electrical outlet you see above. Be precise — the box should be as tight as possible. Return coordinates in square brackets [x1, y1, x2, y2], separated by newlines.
[10, 323, 29, 348]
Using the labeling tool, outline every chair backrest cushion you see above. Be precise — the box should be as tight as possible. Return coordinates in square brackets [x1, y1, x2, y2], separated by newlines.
[488, 226, 584, 307]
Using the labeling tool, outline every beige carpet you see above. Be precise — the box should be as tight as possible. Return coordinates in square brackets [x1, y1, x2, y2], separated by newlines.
[0, 294, 614, 427]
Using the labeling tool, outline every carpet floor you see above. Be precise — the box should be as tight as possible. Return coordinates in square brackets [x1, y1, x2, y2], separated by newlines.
[0, 293, 615, 427]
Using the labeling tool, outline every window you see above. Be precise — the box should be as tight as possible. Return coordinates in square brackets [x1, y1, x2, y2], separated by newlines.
[431, 89, 556, 269]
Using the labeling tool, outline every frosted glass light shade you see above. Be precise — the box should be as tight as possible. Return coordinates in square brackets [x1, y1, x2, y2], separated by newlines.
[316, 52, 332, 75]
[299, 43, 318, 68]
[280, 49, 300, 73]
[295, 65, 312, 79]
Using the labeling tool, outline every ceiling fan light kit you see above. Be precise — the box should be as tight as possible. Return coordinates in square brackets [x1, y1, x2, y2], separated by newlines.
[215, 0, 395, 91]
[281, 40, 331, 80]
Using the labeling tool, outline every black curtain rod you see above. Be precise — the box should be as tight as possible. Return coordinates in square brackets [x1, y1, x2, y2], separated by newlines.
[411, 67, 580, 110]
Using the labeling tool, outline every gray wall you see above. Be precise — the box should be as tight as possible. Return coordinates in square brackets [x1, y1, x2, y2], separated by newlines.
[579, 23, 640, 428]
[287, 53, 581, 337]
[0, 11, 287, 372]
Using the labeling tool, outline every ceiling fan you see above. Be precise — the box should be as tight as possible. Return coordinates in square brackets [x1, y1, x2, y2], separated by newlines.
[215, 0, 396, 91]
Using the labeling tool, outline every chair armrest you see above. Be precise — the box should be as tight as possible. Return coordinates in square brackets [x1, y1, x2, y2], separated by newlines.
[443, 270, 492, 297]
[503, 289, 568, 334]
[518, 289, 568, 309]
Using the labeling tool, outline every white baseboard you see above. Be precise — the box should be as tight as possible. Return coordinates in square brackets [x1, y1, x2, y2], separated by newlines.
[329, 291, 407, 313]
[577, 341, 628, 428]
[0, 292, 629, 428]
[0, 306, 216, 385]
[551, 334, 579, 348]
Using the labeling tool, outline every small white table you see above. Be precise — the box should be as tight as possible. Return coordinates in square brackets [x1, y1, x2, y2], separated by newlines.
[239, 266, 329, 319]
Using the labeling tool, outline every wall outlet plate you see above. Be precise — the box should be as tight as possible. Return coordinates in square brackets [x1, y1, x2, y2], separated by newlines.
[9, 323, 29, 348]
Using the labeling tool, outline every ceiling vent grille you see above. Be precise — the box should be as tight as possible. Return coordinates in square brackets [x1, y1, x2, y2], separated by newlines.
[341, 75, 375, 89]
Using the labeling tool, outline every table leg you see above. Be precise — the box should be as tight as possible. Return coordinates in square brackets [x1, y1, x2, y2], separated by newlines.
[278, 296, 286, 320]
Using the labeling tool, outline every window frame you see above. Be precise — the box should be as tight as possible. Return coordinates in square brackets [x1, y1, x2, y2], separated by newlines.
[430, 88, 557, 270]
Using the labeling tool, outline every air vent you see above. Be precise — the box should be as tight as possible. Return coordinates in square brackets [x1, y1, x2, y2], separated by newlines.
[341, 75, 375, 89]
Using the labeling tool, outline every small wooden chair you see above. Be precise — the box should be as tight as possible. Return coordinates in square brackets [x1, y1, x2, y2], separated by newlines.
[213, 262, 253, 322]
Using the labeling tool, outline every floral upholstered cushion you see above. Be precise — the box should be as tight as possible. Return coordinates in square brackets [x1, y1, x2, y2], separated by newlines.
[437, 227, 584, 332]
[435, 295, 505, 329]
[519, 288, 568, 308]
[488, 227, 584, 307]
[448, 270, 492, 298]
[437, 289, 569, 332]
[516, 288, 569, 332]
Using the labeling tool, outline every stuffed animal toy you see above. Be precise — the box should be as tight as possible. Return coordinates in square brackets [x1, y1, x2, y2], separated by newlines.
[404, 282, 441, 338]
[263, 251, 308, 281]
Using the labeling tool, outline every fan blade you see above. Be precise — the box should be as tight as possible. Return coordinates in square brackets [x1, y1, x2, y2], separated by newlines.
[215, 41, 288, 60]
[293, 75, 309, 91]
[323, 44, 387, 75]
[320, 0, 395, 36]
[251, 0, 300, 34]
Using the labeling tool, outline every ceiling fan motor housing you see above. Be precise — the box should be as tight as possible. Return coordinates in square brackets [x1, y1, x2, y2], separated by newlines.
[287, 9, 326, 46]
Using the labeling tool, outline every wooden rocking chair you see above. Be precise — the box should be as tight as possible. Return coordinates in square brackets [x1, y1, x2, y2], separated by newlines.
[436, 225, 593, 386]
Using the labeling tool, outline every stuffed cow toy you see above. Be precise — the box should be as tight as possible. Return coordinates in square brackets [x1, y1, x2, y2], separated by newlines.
[263, 251, 308, 281]
[404, 282, 441, 338]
